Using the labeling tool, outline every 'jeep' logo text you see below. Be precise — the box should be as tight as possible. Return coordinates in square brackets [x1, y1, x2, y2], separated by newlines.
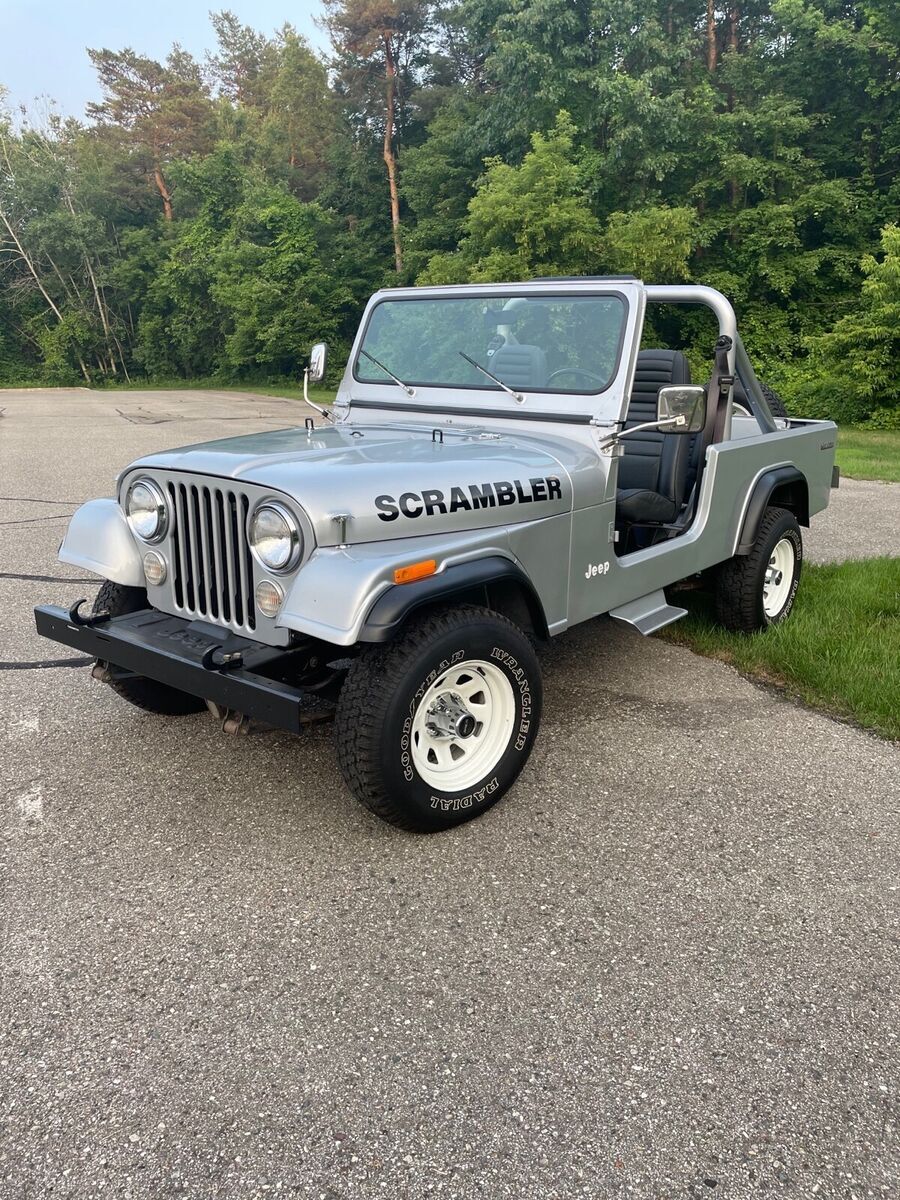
[375, 477, 562, 521]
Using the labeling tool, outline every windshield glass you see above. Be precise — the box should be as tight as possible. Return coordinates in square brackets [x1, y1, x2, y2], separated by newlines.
[354, 293, 627, 396]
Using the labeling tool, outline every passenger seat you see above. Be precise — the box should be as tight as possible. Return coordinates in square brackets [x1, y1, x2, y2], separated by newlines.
[616, 349, 693, 526]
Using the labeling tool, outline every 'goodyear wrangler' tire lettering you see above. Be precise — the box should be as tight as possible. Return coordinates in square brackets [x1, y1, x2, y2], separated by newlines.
[334, 606, 542, 832]
[714, 506, 803, 632]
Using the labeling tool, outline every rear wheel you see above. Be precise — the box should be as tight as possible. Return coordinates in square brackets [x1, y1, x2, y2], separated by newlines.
[714, 507, 803, 633]
[93, 581, 205, 715]
[334, 606, 542, 832]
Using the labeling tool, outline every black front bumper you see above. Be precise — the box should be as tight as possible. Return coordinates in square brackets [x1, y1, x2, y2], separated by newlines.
[34, 605, 311, 734]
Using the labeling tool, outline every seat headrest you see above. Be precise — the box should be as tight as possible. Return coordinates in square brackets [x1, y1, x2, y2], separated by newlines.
[633, 349, 691, 389]
[490, 343, 548, 390]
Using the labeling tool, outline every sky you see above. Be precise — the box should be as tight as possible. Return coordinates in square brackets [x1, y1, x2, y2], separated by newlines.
[0, 0, 327, 120]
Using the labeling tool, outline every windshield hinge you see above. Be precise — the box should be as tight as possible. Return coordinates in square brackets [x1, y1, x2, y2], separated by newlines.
[331, 513, 352, 547]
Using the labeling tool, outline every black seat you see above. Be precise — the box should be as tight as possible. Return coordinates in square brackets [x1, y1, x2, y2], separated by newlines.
[616, 349, 693, 526]
[490, 342, 548, 390]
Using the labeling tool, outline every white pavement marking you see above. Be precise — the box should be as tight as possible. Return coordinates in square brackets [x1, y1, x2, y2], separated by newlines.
[9, 715, 41, 738]
[16, 783, 44, 822]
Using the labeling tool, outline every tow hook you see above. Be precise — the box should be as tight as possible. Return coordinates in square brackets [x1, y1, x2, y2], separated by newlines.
[69, 598, 110, 627]
[201, 645, 244, 672]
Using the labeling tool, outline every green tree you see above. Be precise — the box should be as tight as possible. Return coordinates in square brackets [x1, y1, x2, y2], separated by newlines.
[208, 10, 279, 107]
[211, 183, 352, 373]
[1, 3, 899, 402]
[0, 105, 145, 382]
[136, 152, 358, 378]
[603, 206, 696, 280]
[87, 46, 214, 220]
[806, 224, 900, 425]
[324, 0, 433, 273]
[420, 111, 602, 282]
[457, 0, 594, 158]
[264, 28, 337, 197]
[401, 94, 485, 275]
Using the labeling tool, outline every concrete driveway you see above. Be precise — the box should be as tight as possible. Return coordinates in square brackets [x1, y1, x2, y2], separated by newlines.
[2, 390, 898, 1200]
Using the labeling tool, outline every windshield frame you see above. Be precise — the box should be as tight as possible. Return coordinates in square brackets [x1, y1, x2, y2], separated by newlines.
[351, 289, 630, 399]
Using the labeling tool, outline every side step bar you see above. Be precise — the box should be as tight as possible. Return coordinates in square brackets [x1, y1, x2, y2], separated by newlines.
[608, 590, 687, 636]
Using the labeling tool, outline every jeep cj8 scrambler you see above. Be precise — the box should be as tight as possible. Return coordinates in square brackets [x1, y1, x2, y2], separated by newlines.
[35, 280, 838, 831]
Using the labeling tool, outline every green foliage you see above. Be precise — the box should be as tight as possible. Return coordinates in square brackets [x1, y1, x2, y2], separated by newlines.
[420, 112, 603, 282]
[136, 161, 356, 378]
[211, 187, 350, 374]
[0, 2, 898, 412]
[603, 206, 696, 281]
[401, 96, 486, 276]
[86, 46, 215, 219]
[805, 225, 900, 423]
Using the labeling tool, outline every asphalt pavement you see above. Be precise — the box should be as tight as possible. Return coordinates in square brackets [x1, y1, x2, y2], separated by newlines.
[1, 390, 898, 1200]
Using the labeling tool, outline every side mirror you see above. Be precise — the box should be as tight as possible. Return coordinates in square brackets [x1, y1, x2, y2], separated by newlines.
[308, 342, 328, 383]
[657, 385, 706, 434]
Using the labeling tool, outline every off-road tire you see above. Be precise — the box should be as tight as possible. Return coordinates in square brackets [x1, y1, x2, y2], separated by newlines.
[334, 606, 542, 832]
[733, 381, 789, 421]
[760, 381, 789, 420]
[93, 581, 205, 715]
[714, 507, 803, 633]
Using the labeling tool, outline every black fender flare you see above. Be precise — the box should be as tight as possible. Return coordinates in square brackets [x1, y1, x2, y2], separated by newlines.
[736, 466, 808, 555]
[358, 555, 549, 643]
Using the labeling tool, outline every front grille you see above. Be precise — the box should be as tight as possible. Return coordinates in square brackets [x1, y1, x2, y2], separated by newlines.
[166, 482, 256, 633]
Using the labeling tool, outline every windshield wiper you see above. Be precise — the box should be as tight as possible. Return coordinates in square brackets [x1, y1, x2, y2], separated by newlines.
[359, 349, 415, 397]
[458, 350, 525, 403]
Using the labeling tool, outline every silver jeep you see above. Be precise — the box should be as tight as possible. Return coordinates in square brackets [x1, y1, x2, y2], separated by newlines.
[35, 278, 838, 831]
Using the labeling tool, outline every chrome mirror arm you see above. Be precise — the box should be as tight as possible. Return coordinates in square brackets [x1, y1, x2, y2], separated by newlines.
[597, 414, 685, 452]
[303, 368, 335, 423]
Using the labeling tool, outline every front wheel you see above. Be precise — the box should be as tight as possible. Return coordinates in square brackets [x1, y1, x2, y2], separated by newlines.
[334, 606, 542, 832]
[714, 507, 803, 633]
[93, 581, 206, 715]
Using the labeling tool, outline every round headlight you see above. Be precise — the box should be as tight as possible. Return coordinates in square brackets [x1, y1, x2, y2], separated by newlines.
[248, 502, 302, 572]
[126, 478, 168, 542]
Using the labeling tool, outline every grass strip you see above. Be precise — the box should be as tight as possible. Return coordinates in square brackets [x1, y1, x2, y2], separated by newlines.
[660, 557, 900, 740]
[835, 429, 900, 483]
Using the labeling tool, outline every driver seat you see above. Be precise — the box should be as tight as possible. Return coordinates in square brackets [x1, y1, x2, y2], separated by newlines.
[490, 342, 548, 389]
[616, 349, 692, 525]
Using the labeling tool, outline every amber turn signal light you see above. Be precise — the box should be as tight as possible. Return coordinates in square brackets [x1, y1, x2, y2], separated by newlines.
[393, 559, 437, 585]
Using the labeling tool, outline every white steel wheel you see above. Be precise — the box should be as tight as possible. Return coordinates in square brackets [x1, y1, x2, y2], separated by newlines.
[763, 536, 796, 619]
[410, 659, 516, 791]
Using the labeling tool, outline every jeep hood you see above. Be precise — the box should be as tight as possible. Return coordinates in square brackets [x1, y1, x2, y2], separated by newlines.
[125, 421, 594, 546]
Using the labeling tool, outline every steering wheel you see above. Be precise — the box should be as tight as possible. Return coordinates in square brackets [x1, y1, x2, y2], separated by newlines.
[546, 366, 606, 387]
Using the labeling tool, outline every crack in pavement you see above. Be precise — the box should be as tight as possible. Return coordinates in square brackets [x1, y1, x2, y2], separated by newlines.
[1, 657, 92, 671]
[115, 408, 292, 425]
[115, 407, 170, 425]
[0, 514, 73, 526]
[0, 495, 81, 505]
[0, 572, 95, 583]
